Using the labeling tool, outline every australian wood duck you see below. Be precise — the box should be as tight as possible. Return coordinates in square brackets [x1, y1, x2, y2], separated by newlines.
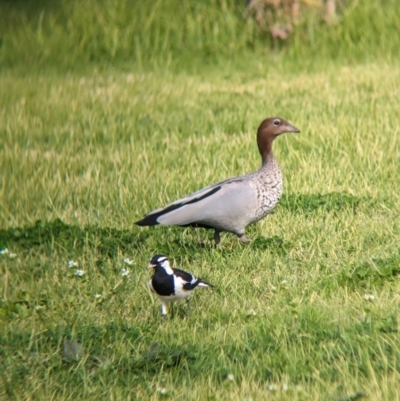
[136, 117, 300, 244]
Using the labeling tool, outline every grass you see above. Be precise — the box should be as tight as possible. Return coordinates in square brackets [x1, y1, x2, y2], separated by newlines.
[1, 0, 400, 399]
[1, 60, 400, 400]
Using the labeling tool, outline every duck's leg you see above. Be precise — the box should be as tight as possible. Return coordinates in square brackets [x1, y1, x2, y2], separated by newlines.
[213, 230, 221, 245]
[239, 233, 251, 243]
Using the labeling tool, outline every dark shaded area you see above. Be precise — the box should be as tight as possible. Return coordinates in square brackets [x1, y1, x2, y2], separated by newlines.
[0, 218, 291, 260]
[251, 235, 292, 255]
[279, 192, 374, 214]
[2, 312, 399, 397]
[0, 192, 379, 256]
[339, 392, 368, 401]
[341, 254, 400, 288]
[0, 0, 67, 30]
[0, 218, 152, 257]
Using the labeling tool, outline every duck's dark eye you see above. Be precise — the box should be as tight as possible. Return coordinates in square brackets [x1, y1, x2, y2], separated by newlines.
[273, 119, 280, 126]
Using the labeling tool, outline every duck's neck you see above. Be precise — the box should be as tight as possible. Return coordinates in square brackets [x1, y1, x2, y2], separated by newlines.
[257, 134, 275, 165]
[260, 150, 276, 167]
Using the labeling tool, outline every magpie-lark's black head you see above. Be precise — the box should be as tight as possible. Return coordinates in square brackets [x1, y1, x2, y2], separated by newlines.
[148, 254, 173, 274]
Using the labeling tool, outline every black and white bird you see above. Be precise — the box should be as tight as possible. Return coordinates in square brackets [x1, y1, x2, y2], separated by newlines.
[147, 254, 215, 317]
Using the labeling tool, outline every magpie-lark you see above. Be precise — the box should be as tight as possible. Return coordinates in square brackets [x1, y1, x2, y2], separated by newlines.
[148, 254, 214, 317]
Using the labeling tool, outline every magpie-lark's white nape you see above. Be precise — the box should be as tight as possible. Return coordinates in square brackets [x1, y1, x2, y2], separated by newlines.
[148, 254, 173, 275]
[147, 254, 215, 318]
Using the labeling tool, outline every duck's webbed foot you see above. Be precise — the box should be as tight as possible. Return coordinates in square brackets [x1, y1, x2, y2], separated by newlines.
[239, 234, 251, 243]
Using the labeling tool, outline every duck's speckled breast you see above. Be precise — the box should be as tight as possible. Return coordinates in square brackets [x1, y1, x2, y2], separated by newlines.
[252, 155, 283, 223]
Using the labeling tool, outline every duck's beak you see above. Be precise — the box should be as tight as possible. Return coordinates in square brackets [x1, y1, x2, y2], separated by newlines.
[285, 122, 300, 133]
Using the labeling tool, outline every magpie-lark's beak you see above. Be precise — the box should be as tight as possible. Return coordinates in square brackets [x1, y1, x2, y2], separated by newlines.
[148, 263, 156, 270]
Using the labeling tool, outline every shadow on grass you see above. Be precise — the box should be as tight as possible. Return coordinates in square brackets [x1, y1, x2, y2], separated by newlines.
[0, 218, 152, 257]
[0, 219, 294, 258]
[279, 192, 375, 214]
[2, 313, 400, 397]
[340, 253, 400, 289]
[251, 235, 292, 255]
[0, 192, 379, 256]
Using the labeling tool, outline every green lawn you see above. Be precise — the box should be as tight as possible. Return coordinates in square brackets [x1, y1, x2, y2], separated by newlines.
[1, 60, 400, 400]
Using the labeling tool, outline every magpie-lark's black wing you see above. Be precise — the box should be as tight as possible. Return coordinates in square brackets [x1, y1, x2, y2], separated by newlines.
[173, 268, 214, 290]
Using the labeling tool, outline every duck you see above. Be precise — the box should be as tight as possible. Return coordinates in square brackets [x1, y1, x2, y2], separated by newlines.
[136, 117, 300, 244]
[147, 254, 214, 317]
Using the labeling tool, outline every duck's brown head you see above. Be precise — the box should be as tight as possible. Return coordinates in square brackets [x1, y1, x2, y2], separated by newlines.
[257, 117, 300, 163]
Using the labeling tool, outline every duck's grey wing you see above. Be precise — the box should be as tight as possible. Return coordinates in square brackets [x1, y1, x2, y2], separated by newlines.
[136, 178, 257, 234]
[135, 182, 222, 226]
[135, 175, 237, 226]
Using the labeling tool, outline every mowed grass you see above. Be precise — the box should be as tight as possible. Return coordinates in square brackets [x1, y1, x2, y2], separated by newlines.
[1, 61, 400, 400]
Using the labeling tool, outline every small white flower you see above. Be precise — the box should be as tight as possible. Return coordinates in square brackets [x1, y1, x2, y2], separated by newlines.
[94, 294, 101, 299]
[0, 248, 16, 258]
[270, 285, 277, 292]
[268, 384, 277, 392]
[280, 280, 289, 285]
[120, 268, 130, 277]
[34, 305, 42, 311]
[282, 384, 289, 391]
[74, 269, 85, 277]
[247, 310, 257, 316]
[363, 294, 376, 301]
[156, 387, 167, 395]
[124, 258, 135, 266]
[227, 373, 234, 382]
[68, 260, 78, 268]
